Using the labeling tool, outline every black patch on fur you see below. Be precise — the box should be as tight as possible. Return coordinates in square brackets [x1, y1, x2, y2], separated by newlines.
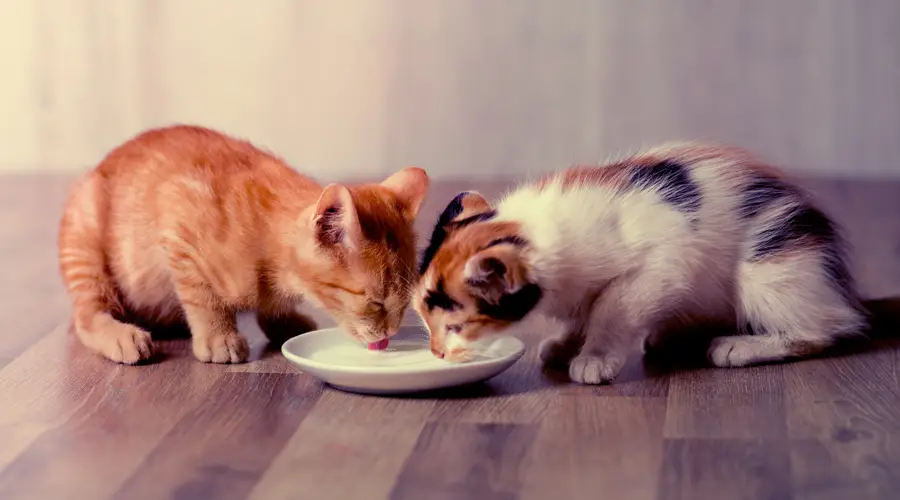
[482, 235, 527, 250]
[747, 193, 858, 301]
[750, 204, 855, 298]
[628, 160, 702, 213]
[750, 205, 836, 259]
[418, 192, 496, 275]
[315, 206, 344, 246]
[739, 175, 794, 220]
[475, 283, 543, 322]
[419, 194, 467, 274]
[821, 241, 856, 301]
[449, 210, 497, 229]
[740, 176, 859, 303]
[423, 278, 462, 312]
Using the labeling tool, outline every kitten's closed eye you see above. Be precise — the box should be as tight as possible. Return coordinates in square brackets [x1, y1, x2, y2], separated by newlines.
[366, 301, 386, 314]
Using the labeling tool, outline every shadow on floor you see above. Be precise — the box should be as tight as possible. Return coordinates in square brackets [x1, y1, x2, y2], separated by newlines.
[634, 295, 900, 375]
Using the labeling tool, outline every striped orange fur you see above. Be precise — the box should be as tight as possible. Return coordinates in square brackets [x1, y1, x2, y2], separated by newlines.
[58, 125, 429, 364]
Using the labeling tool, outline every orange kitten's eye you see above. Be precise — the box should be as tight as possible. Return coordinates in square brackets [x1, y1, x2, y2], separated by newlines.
[446, 324, 463, 334]
[366, 301, 386, 315]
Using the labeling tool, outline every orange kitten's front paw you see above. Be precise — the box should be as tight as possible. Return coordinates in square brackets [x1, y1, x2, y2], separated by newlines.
[99, 324, 154, 365]
[192, 334, 249, 364]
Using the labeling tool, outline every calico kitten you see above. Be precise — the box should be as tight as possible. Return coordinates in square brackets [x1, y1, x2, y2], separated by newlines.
[58, 125, 428, 364]
[413, 142, 866, 384]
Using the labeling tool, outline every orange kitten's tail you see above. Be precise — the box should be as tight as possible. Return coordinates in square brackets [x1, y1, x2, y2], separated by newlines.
[58, 173, 154, 364]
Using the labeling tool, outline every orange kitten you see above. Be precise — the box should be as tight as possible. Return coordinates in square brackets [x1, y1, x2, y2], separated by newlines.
[58, 125, 429, 364]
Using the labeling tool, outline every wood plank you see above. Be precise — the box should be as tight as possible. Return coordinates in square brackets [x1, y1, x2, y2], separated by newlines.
[786, 350, 900, 499]
[519, 395, 667, 500]
[791, 439, 897, 500]
[0, 176, 90, 362]
[390, 422, 538, 500]
[111, 372, 321, 500]
[659, 438, 791, 500]
[592, 355, 671, 397]
[0, 340, 224, 499]
[0, 325, 115, 471]
[664, 365, 786, 439]
[249, 391, 436, 500]
[0, 237, 69, 360]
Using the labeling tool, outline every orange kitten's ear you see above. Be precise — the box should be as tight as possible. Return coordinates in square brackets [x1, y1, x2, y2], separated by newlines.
[309, 184, 362, 251]
[463, 245, 526, 303]
[381, 167, 430, 221]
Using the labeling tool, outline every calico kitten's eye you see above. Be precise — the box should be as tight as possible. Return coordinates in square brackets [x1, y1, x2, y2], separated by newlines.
[446, 324, 463, 334]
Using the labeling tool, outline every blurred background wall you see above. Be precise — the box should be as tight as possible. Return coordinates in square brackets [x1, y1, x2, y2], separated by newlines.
[1, 0, 898, 180]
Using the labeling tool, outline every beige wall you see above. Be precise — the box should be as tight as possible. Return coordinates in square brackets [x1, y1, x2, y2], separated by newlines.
[1, 0, 898, 179]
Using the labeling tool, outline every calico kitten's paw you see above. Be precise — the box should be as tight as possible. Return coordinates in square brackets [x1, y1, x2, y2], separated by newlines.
[568, 354, 624, 385]
[707, 336, 758, 367]
[193, 334, 250, 364]
[99, 324, 154, 364]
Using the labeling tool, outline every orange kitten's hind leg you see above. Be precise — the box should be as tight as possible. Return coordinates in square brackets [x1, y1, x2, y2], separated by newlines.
[58, 175, 154, 364]
[70, 312, 154, 364]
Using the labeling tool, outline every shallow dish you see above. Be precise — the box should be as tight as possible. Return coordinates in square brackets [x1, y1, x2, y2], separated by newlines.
[281, 325, 525, 395]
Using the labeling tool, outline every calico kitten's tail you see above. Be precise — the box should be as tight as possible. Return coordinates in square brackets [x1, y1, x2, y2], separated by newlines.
[58, 173, 154, 364]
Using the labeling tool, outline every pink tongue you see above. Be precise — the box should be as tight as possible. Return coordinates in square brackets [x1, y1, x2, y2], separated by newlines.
[367, 339, 390, 351]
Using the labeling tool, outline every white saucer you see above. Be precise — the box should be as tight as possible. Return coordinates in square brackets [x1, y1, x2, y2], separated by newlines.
[281, 325, 525, 395]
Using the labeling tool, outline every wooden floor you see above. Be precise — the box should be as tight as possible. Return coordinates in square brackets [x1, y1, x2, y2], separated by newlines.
[1, 173, 899, 500]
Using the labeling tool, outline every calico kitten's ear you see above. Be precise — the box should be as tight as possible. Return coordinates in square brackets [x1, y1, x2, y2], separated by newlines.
[310, 184, 362, 251]
[463, 245, 527, 303]
[381, 167, 430, 221]
[439, 191, 494, 227]
[418, 191, 496, 276]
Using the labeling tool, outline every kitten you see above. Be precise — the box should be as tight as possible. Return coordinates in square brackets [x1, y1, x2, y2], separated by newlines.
[413, 142, 866, 384]
[58, 125, 429, 364]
